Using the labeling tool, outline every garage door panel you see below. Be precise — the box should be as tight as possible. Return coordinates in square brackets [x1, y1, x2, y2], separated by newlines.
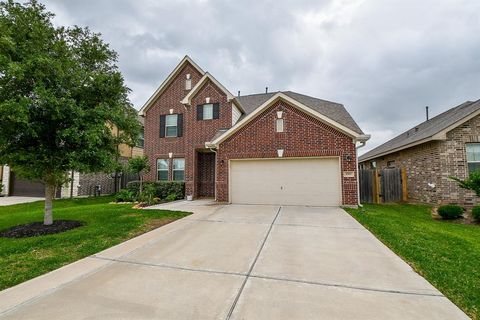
[230, 158, 341, 206]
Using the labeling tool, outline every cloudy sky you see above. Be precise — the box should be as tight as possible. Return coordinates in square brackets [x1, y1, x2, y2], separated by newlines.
[42, 0, 480, 153]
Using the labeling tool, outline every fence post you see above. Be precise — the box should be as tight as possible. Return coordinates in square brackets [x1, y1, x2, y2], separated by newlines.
[373, 169, 381, 204]
[401, 168, 408, 202]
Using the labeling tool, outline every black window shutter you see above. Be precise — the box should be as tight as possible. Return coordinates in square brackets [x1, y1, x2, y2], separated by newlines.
[213, 103, 220, 119]
[196, 105, 203, 120]
[177, 114, 183, 137]
[159, 115, 166, 137]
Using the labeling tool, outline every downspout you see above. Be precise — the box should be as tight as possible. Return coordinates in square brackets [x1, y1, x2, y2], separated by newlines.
[356, 140, 367, 207]
[207, 146, 218, 202]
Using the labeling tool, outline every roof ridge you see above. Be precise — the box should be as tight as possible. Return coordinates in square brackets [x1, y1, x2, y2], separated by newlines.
[283, 91, 343, 106]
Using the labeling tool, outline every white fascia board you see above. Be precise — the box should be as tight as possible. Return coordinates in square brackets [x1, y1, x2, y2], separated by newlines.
[180, 72, 236, 106]
[139, 56, 205, 116]
[208, 92, 363, 147]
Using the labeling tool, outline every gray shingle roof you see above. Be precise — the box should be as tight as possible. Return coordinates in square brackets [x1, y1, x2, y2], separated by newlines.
[359, 100, 480, 162]
[234, 91, 364, 135]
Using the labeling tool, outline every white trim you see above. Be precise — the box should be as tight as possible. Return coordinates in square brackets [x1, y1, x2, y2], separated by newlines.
[207, 92, 368, 147]
[139, 56, 205, 116]
[360, 105, 480, 162]
[180, 72, 236, 106]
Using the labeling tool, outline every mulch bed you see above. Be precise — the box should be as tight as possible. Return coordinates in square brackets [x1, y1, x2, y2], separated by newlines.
[0, 220, 85, 238]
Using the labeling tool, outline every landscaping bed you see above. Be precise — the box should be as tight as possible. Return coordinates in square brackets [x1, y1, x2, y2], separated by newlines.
[0, 196, 190, 290]
[0, 220, 84, 238]
[346, 204, 480, 320]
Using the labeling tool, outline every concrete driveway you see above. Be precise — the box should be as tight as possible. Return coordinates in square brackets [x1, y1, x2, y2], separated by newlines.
[0, 196, 44, 206]
[0, 200, 468, 319]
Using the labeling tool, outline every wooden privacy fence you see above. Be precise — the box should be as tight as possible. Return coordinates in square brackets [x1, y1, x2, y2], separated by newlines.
[359, 168, 408, 204]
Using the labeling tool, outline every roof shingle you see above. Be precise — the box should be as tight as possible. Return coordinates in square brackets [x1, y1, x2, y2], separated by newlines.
[359, 100, 480, 161]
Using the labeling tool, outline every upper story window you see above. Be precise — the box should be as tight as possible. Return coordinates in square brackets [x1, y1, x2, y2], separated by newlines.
[157, 159, 169, 181]
[160, 114, 183, 138]
[136, 127, 144, 148]
[197, 103, 219, 120]
[165, 114, 178, 137]
[173, 158, 185, 181]
[466, 143, 480, 173]
[276, 119, 284, 132]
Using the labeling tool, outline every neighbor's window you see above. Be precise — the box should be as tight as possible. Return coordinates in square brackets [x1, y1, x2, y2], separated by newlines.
[173, 158, 185, 181]
[276, 119, 284, 132]
[203, 104, 213, 120]
[157, 159, 169, 181]
[466, 143, 480, 173]
[165, 114, 178, 137]
[136, 128, 144, 148]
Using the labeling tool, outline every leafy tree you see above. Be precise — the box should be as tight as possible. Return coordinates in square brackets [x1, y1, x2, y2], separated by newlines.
[128, 155, 150, 196]
[0, 1, 140, 225]
[450, 170, 480, 197]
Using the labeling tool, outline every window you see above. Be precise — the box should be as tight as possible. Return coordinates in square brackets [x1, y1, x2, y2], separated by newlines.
[466, 143, 480, 173]
[197, 103, 219, 120]
[387, 160, 396, 168]
[136, 128, 144, 148]
[165, 114, 178, 137]
[276, 119, 284, 132]
[203, 104, 213, 120]
[173, 158, 185, 181]
[157, 159, 168, 181]
[185, 79, 192, 90]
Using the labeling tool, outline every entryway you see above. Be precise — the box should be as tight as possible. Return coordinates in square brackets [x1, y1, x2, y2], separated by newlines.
[196, 150, 215, 197]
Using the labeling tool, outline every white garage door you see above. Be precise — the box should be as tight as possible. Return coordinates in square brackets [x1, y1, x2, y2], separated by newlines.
[229, 157, 341, 206]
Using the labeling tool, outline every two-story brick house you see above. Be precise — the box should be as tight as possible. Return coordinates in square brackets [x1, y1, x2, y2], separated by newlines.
[140, 56, 369, 206]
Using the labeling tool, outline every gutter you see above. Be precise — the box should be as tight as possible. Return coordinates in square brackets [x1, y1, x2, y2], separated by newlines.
[355, 136, 370, 207]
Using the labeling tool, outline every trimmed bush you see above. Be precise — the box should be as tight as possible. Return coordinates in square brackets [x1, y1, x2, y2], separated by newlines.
[115, 189, 135, 202]
[471, 206, 480, 221]
[126, 181, 185, 201]
[437, 205, 464, 219]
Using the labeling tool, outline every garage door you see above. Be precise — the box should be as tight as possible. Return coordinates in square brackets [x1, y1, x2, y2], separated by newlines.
[10, 172, 45, 197]
[230, 157, 342, 206]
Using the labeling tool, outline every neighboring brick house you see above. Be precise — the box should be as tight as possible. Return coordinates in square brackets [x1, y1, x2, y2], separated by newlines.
[140, 56, 369, 206]
[1, 116, 144, 198]
[359, 100, 480, 206]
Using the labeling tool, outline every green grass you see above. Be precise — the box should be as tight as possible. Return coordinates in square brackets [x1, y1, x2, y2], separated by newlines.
[0, 196, 190, 291]
[346, 204, 480, 320]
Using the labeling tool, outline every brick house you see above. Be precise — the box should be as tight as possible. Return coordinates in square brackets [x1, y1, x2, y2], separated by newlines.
[1, 116, 144, 198]
[140, 56, 369, 207]
[359, 100, 480, 206]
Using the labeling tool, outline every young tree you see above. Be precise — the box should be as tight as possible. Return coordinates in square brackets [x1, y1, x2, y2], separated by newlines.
[128, 155, 150, 196]
[0, 1, 140, 225]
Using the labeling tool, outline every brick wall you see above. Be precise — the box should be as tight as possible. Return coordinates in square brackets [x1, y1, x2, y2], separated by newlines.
[216, 100, 358, 205]
[363, 115, 480, 206]
[143, 62, 203, 182]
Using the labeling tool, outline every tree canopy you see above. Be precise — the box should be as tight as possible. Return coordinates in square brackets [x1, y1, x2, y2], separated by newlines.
[0, 0, 140, 224]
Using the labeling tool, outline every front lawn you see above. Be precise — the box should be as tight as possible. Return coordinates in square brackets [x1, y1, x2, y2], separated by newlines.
[346, 204, 480, 320]
[0, 196, 189, 291]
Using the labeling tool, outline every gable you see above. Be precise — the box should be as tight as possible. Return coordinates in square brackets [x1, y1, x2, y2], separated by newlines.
[208, 93, 368, 147]
[139, 56, 205, 116]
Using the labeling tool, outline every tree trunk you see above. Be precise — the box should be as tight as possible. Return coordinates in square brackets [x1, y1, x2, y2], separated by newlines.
[139, 174, 143, 195]
[44, 183, 55, 225]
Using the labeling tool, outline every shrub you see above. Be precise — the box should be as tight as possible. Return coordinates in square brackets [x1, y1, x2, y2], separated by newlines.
[437, 205, 464, 219]
[138, 183, 157, 205]
[115, 189, 135, 202]
[165, 194, 177, 202]
[472, 206, 480, 221]
[127, 181, 185, 200]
